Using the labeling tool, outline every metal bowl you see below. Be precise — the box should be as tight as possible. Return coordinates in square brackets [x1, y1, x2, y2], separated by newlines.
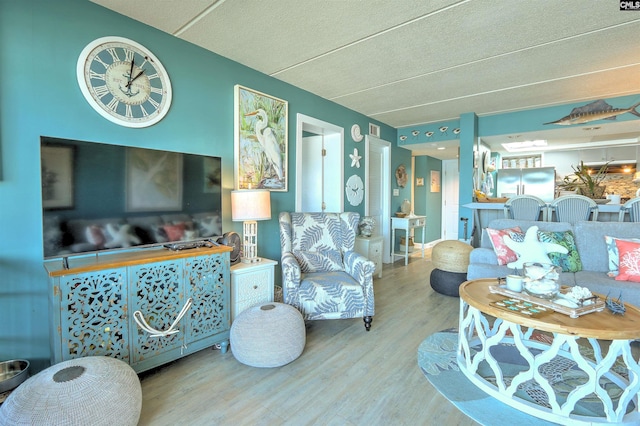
[0, 359, 30, 393]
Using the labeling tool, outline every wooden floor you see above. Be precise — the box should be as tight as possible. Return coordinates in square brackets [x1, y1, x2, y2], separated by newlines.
[138, 254, 478, 426]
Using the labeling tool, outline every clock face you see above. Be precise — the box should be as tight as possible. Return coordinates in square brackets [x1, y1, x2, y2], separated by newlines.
[346, 174, 364, 206]
[77, 37, 172, 128]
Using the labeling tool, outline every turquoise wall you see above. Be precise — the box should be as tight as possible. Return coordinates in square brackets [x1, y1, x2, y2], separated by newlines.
[0, 0, 401, 371]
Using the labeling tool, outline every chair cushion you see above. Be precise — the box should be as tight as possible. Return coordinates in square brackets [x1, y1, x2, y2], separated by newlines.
[289, 213, 346, 273]
[298, 271, 365, 319]
[293, 249, 343, 272]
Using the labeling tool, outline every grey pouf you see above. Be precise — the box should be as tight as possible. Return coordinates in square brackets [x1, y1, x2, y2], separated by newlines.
[0, 356, 141, 425]
[230, 302, 305, 368]
[430, 268, 467, 297]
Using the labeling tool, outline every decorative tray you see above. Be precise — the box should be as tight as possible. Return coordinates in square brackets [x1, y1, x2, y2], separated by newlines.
[488, 285, 605, 318]
[476, 197, 508, 203]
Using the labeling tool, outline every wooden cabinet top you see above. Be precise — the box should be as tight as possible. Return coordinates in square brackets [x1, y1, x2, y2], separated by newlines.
[44, 245, 232, 277]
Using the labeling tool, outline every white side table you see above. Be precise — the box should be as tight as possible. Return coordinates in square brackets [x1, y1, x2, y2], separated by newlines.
[230, 258, 277, 321]
[354, 235, 384, 278]
[391, 215, 426, 265]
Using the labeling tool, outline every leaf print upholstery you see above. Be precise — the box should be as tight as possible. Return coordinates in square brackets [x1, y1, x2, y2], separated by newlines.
[279, 212, 375, 331]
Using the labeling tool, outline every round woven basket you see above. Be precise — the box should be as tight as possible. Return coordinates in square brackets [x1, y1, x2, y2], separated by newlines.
[231, 302, 305, 368]
[432, 240, 473, 273]
[0, 356, 141, 425]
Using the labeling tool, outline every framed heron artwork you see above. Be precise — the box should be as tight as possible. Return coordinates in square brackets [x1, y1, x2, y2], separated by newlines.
[234, 85, 288, 191]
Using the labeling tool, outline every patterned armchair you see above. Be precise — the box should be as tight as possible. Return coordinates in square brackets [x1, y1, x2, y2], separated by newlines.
[279, 212, 375, 331]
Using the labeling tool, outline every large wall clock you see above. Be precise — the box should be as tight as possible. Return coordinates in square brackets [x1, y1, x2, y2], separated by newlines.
[346, 174, 364, 206]
[77, 36, 172, 128]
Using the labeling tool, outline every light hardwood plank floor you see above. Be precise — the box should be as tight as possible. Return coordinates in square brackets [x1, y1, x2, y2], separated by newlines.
[138, 255, 478, 426]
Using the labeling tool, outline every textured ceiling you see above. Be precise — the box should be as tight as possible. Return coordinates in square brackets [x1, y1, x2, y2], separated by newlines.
[91, 0, 640, 159]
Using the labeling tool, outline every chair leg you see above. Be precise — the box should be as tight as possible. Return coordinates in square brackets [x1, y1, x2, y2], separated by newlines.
[363, 316, 372, 331]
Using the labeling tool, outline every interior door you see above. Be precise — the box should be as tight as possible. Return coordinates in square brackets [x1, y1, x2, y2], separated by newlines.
[442, 159, 460, 240]
[296, 114, 344, 212]
[365, 135, 392, 263]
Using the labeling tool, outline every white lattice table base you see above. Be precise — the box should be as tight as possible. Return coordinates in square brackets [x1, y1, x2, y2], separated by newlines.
[457, 300, 640, 425]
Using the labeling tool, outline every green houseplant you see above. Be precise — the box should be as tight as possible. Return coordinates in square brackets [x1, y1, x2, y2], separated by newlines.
[558, 161, 609, 199]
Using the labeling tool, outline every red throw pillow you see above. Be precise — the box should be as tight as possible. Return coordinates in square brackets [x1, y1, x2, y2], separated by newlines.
[614, 239, 640, 283]
[85, 225, 106, 249]
[486, 227, 523, 265]
[163, 223, 186, 241]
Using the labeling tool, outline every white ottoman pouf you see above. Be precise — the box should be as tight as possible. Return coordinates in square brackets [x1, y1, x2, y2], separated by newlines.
[0, 356, 141, 425]
[231, 302, 305, 368]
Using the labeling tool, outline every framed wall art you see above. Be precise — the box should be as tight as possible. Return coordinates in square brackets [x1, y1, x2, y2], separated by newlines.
[234, 85, 288, 191]
[430, 170, 441, 193]
[41, 145, 75, 209]
[126, 147, 183, 211]
[416, 177, 424, 187]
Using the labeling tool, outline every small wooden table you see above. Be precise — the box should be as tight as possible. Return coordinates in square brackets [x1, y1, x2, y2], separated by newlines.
[390, 215, 426, 265]
[457, 279, 640, 425]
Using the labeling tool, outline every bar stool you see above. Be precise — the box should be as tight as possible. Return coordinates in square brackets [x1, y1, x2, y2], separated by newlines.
[504, 195, 548, 221]
[619, 197, 640, 222]
[549, 195, 598, 223]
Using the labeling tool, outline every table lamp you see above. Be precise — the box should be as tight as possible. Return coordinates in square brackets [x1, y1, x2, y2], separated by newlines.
[231, 189, 271, 263]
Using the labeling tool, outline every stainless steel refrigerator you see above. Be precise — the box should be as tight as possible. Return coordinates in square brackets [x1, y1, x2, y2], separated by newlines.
[496, 166, 556, 202]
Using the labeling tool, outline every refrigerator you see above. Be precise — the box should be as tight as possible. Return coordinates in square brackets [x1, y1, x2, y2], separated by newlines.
[496, 166, 556, 202]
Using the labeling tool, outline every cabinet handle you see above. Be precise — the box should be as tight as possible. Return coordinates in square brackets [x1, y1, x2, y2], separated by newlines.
[133, 297, 193, 338]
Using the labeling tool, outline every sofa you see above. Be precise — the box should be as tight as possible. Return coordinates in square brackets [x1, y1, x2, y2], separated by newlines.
[467, 219, 640, 308]
[43, 212, 222, 257]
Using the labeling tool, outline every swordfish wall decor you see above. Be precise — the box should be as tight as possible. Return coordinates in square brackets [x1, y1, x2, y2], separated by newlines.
[234, 85, 288, 191]
[544, 99, 640, 126]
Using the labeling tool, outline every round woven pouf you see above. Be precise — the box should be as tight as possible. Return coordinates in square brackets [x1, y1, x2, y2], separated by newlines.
[430, 268, 467, 297]
[431, 240, 473, 273]
[0, 356, 141, 425]
[231, 302, 305, 368]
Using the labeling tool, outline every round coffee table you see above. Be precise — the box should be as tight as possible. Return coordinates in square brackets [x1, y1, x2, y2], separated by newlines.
[457, 279, 640, 425]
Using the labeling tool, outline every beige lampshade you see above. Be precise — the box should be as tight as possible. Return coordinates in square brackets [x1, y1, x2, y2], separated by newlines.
[231, 190, 271, 221]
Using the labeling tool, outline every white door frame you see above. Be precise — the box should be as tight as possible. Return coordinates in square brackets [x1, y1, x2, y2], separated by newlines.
[365, 135, 392, 263]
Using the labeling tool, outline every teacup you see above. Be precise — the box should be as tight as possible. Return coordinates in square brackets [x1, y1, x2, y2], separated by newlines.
[505, 274, 523, 292]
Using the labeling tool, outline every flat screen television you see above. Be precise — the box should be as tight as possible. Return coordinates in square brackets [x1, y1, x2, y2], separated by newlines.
[41, 136, 222, 258]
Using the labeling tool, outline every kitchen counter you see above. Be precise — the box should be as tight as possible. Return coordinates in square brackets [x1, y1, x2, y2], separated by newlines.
[464, 202, 622, 247]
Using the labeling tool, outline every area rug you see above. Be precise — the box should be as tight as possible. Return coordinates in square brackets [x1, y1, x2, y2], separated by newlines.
[417, 329, 632, 426]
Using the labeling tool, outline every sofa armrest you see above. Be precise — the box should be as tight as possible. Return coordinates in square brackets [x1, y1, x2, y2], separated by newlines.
[469, 247, 499, 265]
[344, 251, 375, 316]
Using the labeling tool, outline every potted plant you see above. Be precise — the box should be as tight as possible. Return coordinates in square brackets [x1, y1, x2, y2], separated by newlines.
[558, 161, 609, 199]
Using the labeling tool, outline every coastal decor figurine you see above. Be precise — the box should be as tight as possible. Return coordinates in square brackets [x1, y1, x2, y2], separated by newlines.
[544, 99, 640, 126]
[358, 216, 375, 237]
[605, 293, 626, 315]
[503, 226, 567, 269]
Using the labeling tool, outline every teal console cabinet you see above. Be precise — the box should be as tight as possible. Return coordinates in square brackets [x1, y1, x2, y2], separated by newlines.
[45, 246, 232, 373]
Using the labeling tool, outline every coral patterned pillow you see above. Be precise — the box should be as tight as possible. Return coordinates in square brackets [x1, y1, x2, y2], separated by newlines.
[615, 239, 640, 283]
[486, 227, 524, 265]
[604, 236, 640, 277]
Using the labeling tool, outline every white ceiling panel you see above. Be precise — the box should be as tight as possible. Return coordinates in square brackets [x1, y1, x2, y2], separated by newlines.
[90, 0, 640, 158]
[91, 0, 218, 33]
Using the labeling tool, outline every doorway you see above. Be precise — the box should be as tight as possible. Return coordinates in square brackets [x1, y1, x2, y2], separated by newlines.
[365, 135, 392, 263]
[295, 114, 344, 212]
[442, 159, 461, 240]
